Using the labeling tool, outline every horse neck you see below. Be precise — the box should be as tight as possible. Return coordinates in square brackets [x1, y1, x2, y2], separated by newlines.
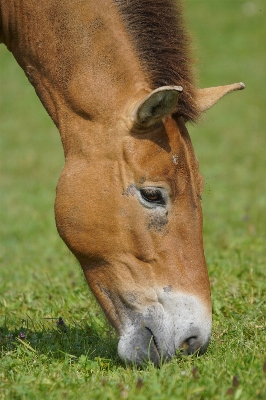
[1, 0, 149, 143]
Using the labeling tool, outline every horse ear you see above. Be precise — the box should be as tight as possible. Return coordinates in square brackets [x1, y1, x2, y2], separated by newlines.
[196, 82, 245, 113]
[132, 86, 183, 128]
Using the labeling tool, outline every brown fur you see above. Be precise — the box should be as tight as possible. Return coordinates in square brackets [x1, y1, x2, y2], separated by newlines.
[115, 0, 199, 122]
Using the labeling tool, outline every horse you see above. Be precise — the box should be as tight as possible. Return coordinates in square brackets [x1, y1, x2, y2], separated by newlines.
[0, 0, 244, 365]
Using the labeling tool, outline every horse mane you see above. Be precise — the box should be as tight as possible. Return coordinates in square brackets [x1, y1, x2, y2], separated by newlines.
[115, 0, 199, 122]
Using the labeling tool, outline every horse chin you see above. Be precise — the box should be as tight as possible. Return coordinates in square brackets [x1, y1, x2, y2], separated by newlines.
[117, 293, 212, 366]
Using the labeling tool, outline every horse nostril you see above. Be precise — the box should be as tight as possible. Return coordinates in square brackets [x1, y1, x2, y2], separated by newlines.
[181, 336, 200, 354]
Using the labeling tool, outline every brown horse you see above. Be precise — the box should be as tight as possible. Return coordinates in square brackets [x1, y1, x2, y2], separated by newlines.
[0, 0, 244, 365]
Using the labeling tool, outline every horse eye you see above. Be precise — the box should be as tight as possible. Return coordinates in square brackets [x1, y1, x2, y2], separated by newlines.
[140, 188, 165, 205]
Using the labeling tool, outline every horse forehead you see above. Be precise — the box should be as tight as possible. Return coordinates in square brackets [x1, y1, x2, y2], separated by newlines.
[121, 118, 190, 179]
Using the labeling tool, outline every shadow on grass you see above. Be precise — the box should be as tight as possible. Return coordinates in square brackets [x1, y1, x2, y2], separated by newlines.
[1, 316, 206, 370]
[0, 317, 124, 368]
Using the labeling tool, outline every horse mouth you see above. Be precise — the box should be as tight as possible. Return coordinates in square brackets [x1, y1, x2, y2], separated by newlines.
[145, 326, 162, 362]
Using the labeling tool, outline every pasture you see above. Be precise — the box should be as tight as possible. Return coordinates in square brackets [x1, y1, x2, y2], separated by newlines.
[0, 1, 265, 399]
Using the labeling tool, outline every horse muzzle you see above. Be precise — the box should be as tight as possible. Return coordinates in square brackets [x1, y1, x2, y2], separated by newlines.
[117, 292, 212, 365]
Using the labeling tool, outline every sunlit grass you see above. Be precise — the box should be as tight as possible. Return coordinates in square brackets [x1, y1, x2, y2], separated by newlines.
[1, 1, 265, 399]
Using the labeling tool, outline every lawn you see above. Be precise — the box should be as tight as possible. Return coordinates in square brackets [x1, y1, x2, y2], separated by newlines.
[0, 1, 265, 399]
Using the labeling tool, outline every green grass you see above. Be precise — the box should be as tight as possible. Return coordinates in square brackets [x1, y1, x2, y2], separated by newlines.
[0, 1, 265, 399]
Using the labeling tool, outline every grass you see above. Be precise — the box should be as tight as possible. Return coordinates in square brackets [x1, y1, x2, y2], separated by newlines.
[0, 1, 265, 399]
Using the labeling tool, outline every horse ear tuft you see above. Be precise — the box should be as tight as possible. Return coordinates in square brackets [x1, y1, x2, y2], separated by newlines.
[132, 86, 183, 128]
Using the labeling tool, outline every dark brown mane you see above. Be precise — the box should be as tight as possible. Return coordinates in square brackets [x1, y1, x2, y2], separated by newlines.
[115, 0, 199, 122]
